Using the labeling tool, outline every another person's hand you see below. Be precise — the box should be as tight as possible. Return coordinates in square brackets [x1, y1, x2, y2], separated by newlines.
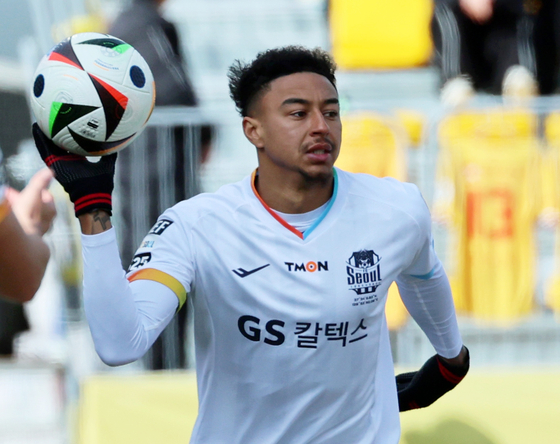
[460, 0, 494, 24]
[5, 168, 56, 236]
[396, 346, 470, 411]
[32, 123, 117, 218]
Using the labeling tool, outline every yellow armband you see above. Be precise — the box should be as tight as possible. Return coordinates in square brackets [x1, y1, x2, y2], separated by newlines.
[128, 268, 187, 310]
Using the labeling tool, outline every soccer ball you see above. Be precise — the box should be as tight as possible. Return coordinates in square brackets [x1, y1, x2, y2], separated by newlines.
[30, 32, 155, 156]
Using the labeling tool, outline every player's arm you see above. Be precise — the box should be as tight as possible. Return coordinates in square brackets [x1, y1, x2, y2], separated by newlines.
[78, 209, 113, 234]
[0, 168, 55, 302]
[78, 210, 177, 364]
[33, 124, 180, 365]
[395, 261, 469, 411]
[81, 226, 179, 365]
[394, 185, 469, 411]
[459, 0, 494, 24]
[0, 201, 50, 302]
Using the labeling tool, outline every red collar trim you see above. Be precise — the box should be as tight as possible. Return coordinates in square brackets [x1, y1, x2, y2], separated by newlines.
[251, 170, 304, 239]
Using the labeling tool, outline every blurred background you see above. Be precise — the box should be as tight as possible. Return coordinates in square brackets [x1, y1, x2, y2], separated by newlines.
[1, 0, 560, 442]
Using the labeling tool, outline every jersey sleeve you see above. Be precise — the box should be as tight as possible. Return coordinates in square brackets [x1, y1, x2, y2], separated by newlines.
[82, 228, 180, 365]
[125, 207, 196, 310]
[400, 184, 439, 278]
[397, 260, 463, 358]
[396, 184, 463, 358]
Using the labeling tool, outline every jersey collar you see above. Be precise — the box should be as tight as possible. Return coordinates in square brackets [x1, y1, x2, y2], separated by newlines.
[250, 169, 338, 240]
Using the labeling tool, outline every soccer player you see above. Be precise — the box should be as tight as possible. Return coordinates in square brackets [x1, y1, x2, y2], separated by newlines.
[34, 46, 469, 443]
[0, 164, 55, 302]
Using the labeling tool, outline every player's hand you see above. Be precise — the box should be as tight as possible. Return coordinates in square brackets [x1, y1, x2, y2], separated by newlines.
[32, 123, 117, 217]
[5, 168, 56, 236]
[396, 346, 470, 412]
[460, 0, 494, 24]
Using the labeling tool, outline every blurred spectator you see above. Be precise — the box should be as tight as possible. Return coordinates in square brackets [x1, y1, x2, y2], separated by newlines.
[0, 166, 55, 302]
[109, 0, 198, 107]
[431, 0, 538, 106]
[0, 165, 56, 356]
[108, 0, 213, 248]
[109, 0, 212, 370]
[532, 0, 560, 94]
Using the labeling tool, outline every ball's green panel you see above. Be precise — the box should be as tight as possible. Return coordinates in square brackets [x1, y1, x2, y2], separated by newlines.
[79, 38, 132, 54]
[49, 102, 99, 137]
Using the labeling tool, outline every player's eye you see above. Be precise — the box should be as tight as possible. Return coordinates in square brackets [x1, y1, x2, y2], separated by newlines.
[324, 110, 339, 118]
[291, 111, 306, 118]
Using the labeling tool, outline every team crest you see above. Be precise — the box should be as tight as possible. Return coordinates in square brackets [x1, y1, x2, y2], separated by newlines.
[346, 250, 382, 299]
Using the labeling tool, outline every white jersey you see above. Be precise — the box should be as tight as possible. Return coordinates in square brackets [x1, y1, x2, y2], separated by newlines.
[110, 167, 461, 444]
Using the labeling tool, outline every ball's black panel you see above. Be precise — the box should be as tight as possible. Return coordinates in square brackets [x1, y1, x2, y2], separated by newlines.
[88, 75, 126, 139]
[51, 103, 99, 138]
[69, 127, 135, 154]
[49, 37, 83, 69]
[129, 65, 146, 88]
[33, 75, 45, 98]
[79, 38, 127, 49]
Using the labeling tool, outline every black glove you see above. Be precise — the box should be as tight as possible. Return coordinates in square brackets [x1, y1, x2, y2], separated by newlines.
[396, 346, 470, 412]
[32, 123, 117, 217]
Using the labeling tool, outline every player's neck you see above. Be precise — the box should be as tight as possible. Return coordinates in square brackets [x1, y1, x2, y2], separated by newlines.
[254, 168, 334, 214]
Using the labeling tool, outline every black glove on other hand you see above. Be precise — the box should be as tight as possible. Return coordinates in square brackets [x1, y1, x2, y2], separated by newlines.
[396, 346, 470, 412]
[32, 123, 117, 217]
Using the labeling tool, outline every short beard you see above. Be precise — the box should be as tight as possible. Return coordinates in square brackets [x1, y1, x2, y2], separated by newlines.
[298, 167, 334, 187]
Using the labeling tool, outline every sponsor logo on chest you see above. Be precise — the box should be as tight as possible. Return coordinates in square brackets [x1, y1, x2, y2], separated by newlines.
[284, 260, 328, 272]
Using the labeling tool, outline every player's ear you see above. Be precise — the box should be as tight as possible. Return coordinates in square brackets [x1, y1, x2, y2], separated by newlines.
[242, 116, 264, 149]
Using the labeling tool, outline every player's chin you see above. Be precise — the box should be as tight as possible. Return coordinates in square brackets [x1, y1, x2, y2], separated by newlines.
[301, 164, 335, 181]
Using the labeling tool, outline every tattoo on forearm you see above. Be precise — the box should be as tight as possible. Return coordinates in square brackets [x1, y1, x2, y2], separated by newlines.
[91, 210, 111, 233]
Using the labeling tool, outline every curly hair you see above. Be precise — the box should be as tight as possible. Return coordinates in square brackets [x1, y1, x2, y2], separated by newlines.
[228, 46, 337, 117]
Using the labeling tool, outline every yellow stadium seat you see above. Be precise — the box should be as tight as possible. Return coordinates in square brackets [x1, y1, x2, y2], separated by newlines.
[337, 112, 408, 180]
[438, 108, 537, 143]
[394, 109, 427, 148]
[385, 282, 409, 330]
[329, 0, 434, 69]
[545, 111, 560, 146]
[52, 9, 108, 42]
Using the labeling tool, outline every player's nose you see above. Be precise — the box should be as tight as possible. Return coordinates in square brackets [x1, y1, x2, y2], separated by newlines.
[310, 110, 330, 135]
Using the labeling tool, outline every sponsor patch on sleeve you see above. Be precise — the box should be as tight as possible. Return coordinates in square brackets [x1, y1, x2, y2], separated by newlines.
[128, 252, 152, 272]
[149, 219, 174, 235]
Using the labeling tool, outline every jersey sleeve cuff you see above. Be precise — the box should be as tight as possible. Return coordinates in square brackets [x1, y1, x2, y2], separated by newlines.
[436, 342, 464, 361]
[80, 227, 117, 246]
